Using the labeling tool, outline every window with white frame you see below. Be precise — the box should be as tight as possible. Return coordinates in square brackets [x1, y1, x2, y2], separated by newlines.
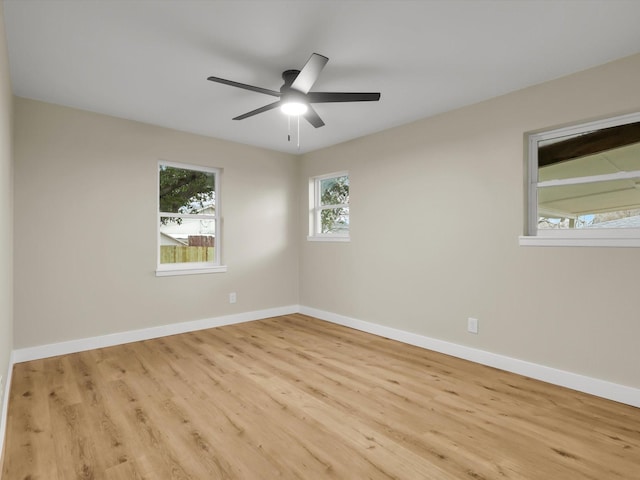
[308, 172, 350, 241]
[521, 111, 640, 247]
[157, 162, 226, 275]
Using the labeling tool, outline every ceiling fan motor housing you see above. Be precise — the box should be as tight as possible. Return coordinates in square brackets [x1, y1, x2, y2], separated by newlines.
[281, 69, 301, 89]
[207, 53, 380, 128]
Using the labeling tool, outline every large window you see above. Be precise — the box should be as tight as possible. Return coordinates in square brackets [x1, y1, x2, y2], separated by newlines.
[308, 172, 350, 241]
[157, 162, 226, 275]
[521, 111, 640, 247]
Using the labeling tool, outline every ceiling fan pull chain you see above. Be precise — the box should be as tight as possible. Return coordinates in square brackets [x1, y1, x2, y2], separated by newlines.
[287, 115, 291, 142]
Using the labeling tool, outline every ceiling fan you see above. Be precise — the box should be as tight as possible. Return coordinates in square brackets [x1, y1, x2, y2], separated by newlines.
[207, 53, 381, 128]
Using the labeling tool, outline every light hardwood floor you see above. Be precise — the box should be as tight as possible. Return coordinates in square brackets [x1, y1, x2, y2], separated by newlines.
[2, 314, 639, 479]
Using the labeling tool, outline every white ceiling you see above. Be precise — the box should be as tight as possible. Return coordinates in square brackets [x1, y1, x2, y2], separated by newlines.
[4, 0, 640, 155]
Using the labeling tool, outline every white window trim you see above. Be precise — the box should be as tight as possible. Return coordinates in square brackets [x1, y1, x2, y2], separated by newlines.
[537, 169, 640, 188]
[307, 235, 351, 243]
[308, 171, 350, 242]
[521, 111, 640, 248]
[519, 229, 640, 248]
[156, 161, 227, 276]
[156, 264, 228, 276]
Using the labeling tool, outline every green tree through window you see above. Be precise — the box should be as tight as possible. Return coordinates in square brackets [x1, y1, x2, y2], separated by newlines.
[159, 165, 215, 224]
[157, 162, 221, 272]
[320, 175, 349, 233]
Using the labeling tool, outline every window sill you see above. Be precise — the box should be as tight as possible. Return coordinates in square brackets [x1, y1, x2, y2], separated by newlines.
[519, 235, 640, 248]
[156, 265, 228, 277]
[307, 235, 350, 243]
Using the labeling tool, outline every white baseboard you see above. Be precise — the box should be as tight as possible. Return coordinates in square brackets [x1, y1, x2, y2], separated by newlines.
[12, 305, 300, 363]
[0, 351, 15, 467]
[299, 306, 640, 409]
[7, 304, 640, 411]
[0, 306, 287, 464]
[2, 304, 637, 472]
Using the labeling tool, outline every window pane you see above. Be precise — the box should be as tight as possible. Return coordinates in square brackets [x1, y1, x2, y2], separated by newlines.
[539, 142, 640, 183]
[320, 175, 349, 206]
[538, 179, 640, 229]
[159, 217, 215, 264]
[537, 119, 640, 183]
[528, 113, 640, 241]
[321, 207, 349, 234]
[159, 165, 215, 214]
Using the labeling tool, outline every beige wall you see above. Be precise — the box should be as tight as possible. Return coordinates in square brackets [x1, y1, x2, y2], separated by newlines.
[13, 98, 299, 348]
[0, 3, 13, 393]
[10, 48, 640, 391]
[299, 53, 640, 389]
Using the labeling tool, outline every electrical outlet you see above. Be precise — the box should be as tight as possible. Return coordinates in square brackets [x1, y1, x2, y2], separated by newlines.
[467, 317, 479, 334]
[229, 292, 237, 304]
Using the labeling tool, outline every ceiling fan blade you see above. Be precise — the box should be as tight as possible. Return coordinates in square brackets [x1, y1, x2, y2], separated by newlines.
[303, 105, 325, 128]
[207, 76, 281, 97]
[233, 100, 282, 120]
[307, 92, 381, 103]
[291, 53, 329, 94]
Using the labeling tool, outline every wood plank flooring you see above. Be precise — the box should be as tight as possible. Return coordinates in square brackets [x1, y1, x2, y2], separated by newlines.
[2, 314, 639, 479]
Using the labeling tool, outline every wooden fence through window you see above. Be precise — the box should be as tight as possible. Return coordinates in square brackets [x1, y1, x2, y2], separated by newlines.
[160, 246, 214, 264]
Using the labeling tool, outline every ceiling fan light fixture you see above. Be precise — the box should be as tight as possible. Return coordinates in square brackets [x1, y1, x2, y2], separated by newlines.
[207, 52, 380, 128]
[280, 101, 308, 116]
